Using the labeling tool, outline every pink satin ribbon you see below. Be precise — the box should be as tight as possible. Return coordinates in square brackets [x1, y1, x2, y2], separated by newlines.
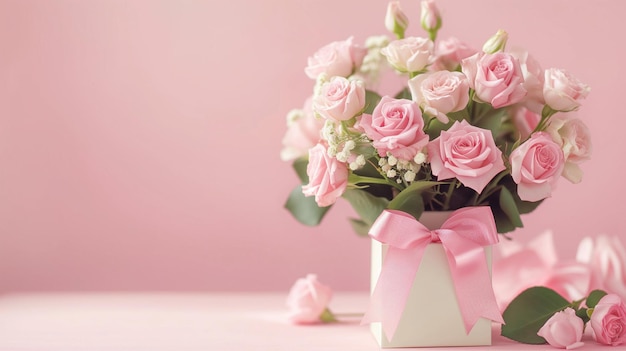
[361, 207, 505, 342]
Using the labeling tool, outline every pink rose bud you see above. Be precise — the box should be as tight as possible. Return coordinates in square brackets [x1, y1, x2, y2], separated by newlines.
[482, 29, 508, 54]
[590, 294, 626, 346]
[359, 96, 429, 161]
[537, 308, 584, 349]
[286, 274, 334, 324]
[408, 70, 470, 124]
[509, 132, 565, 202]
[420, 0, 441, 34]
[302, 143, 349, 207]
[543, 68, 591, 112]
[385, 1, 409, 39]
[313, 76, 366, 121]
[381, 37, 433, 73]
[305, 37, 367, 80]
[427, 120, 506, 193]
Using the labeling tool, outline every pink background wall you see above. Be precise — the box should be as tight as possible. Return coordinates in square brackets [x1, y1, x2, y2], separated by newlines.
[0, 0, 623, 292]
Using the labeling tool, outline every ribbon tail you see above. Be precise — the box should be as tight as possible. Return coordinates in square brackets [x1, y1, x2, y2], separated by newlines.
[442, 236, 504, 333]
[361, 244, 427, 342]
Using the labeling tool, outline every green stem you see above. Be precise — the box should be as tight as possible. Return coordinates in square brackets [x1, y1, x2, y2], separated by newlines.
[442, 180, 457, 210]
[428, 31, 436, 42]
[516, 105, 557, 148]
[570, 298, 585, 310]
[476, 171, 509, 204]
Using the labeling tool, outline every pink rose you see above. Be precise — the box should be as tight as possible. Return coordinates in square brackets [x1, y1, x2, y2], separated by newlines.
[302, 143, 348, 207]
[313, 76, 366, 121]
[512, 106, 541, 140]
[427, 120, 506, 193]
[509, 132, 564, 202]
[546, 116, 592, 184]
[577, 236, 626, 301]
[511, 50, 545, 114]
[431, 37, 477, 71]
[461, 52, 527, 108]
[280, 97, 324, 161]
[590, 294, 626, 346]
[381, 37, 433, 73]
[286, 274, 333, 324]
[305, 37, 367, 79]
[537, 308, 584, 349]
[543, 68, 590, 112]
[408, 70, 470, 124]
[359, 96, 429, 160]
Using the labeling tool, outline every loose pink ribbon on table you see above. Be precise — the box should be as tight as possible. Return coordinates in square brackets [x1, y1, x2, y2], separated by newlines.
[361, 207, 505, 342]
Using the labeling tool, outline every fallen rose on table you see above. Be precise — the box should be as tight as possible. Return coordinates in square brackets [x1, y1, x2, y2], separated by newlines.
[285, 274, 362, 325]
[502, 287, 626, 348]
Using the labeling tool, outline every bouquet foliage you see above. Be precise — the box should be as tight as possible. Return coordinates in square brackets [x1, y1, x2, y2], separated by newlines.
[281, 0, 591, 235]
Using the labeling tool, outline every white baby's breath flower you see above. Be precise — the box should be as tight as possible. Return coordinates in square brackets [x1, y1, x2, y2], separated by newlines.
[378, 157, 388, 167]
[314, 73, 330, 97]
[286, 109, 304, 126]
[387, 155, 398, 166]
[386, 169, 397, 178]
[356, 155, 366, 166]
[327, 146, 337, 157]
[336, 151, 349, 162]
[414, 151, 427, 164]
[410, 163, 421, 173]
[397, 159, 410, 170]
[344, 140, 356, 151]
[404, 170, 416, 182]
[365, 35, 390, 49]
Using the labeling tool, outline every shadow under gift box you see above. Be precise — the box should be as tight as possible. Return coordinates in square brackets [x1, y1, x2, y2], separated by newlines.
[369, 211, 493, 348]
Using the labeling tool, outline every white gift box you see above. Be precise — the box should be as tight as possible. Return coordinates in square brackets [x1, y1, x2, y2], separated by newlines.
[369, 211, 494, 348]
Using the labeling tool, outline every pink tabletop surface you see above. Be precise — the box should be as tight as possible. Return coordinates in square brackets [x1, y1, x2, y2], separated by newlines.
[0, 292, 618, 351]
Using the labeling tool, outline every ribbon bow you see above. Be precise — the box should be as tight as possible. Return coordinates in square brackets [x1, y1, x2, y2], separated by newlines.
[361, 207, 504, 342]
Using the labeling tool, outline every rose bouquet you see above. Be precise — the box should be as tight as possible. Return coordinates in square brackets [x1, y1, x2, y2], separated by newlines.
[281, 0, 590, 236]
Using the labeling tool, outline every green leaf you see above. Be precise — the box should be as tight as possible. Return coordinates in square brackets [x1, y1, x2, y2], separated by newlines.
[348, 218, 371, 237]
[474, 108, 505, 136]
[586, 290, 608, 309]
[364, 90, 383, 115]
[353, 157, 383, 178]
[342, 189, 389, 226]
[576, 307, 590, 324]
[425, 117, 450, 140]
[499, 187, 523, 228]
[292, 158, 309, 184]
[446, 109, 470, 123]
[491, 207, 517, 234]
[501, 287, 570, 344]
[499, 175, 543, 215]
[284, 186, 331, 226]
[388, 181, 442, 220]
[393, 87, 412, 100]
[349, 174, 395, 187]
